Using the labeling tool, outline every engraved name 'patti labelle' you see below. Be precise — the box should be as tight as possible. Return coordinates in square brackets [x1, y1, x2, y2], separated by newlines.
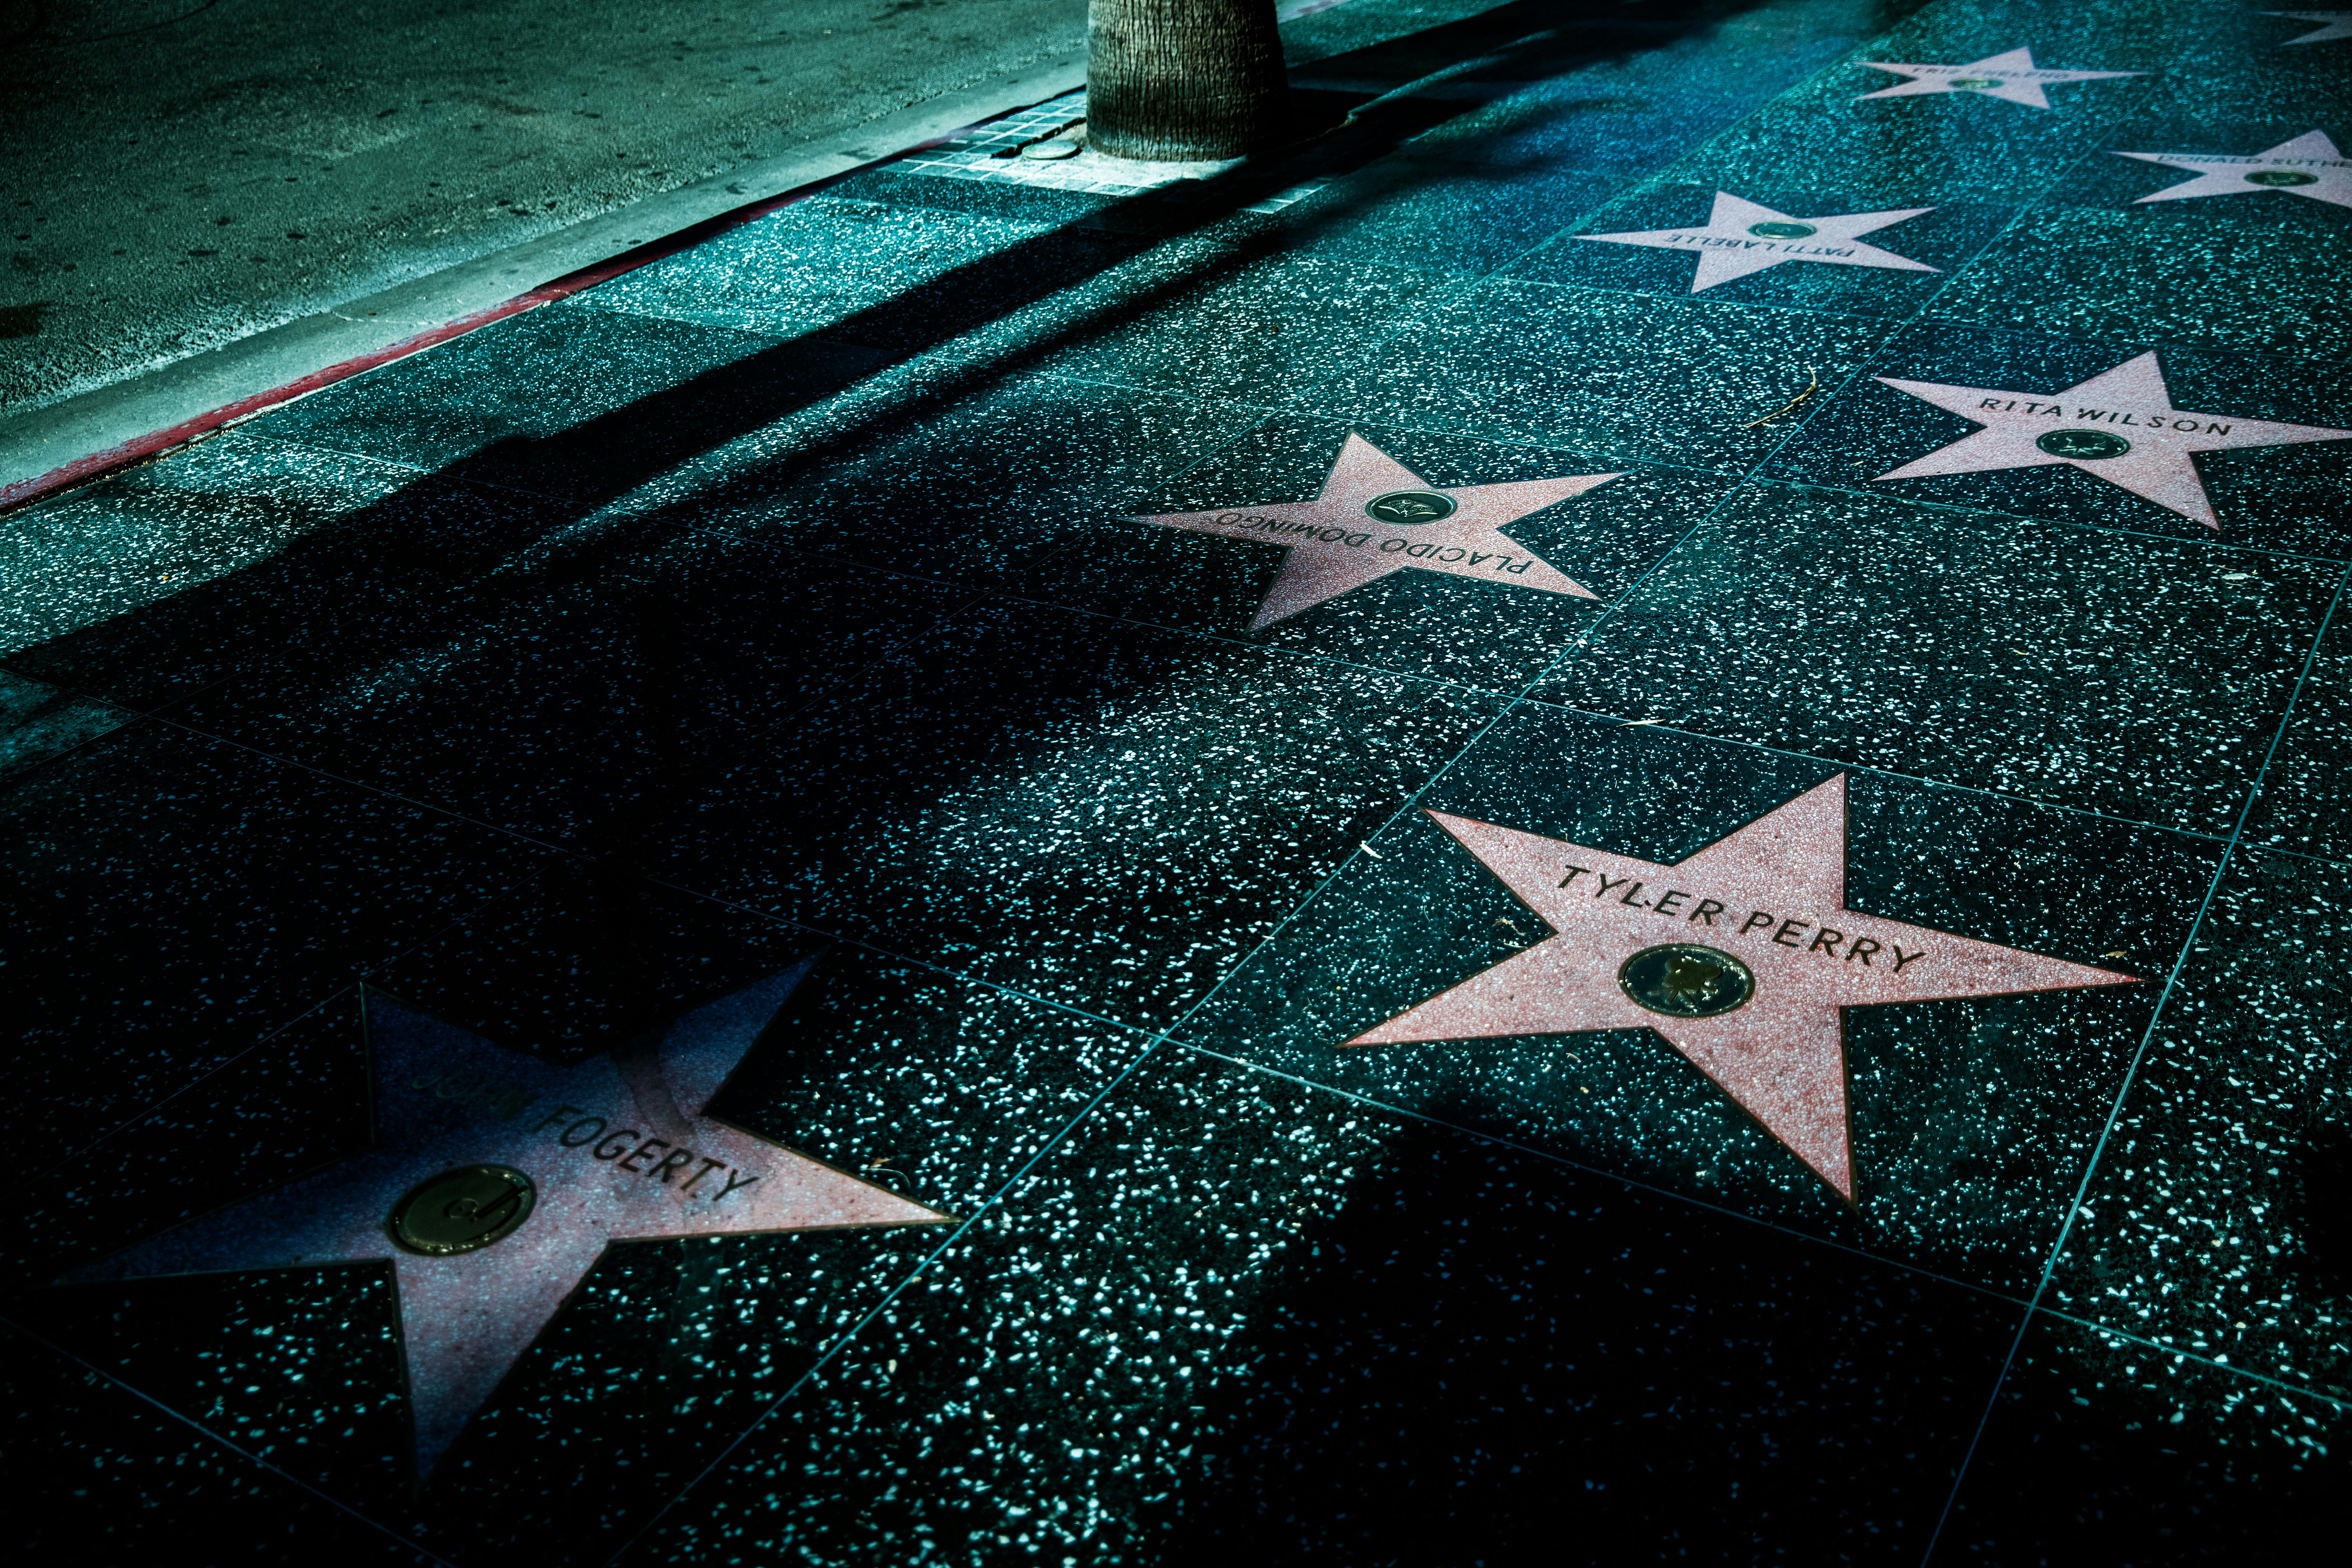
[1133, 434, 1618, 629]
[68, 965, 947, 1477]
[1869, 351, 2352, 528]
[1854, 46, 2142, 109]
[1342, 776, 2138, 1199]
[1574, 190, 1940, 293]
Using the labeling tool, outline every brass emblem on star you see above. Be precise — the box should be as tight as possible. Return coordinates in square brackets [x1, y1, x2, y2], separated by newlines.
[2036, 428, 2132, 461]
[1134, 435, 1616, 629]
[1365, 490, 1457, 525]
[1343, 776, 2141, 1198]
[1619, 944, 1755, 1019]
[389, 1164, 537, 1256]
[1872, 351, 2352, 528]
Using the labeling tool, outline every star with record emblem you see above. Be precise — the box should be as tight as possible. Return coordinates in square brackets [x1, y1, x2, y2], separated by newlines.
[2112, 130, 2351, 210]
[1573, 190, 1939, 293]
[2264, 11, 2352, 44]
[1854, 47, 2143, 109]
[1134, 435, 1618, 629]
[1345, 776, 2137, 1198]
[1868, 351, 2352, 527]
[68, 964, 945, 1477]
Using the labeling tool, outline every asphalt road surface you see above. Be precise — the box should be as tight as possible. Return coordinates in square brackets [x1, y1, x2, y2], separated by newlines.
[2, 0, 1100, 417]
[0, 0, 1502, 435]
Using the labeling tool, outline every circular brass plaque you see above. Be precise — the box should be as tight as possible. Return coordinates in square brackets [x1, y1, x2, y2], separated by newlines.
[1618, 944, 1755, 1018]
[1747, 220, 1818, 239]
[390, 1164, 537, 1256]
[1948, 76, 2003, 89]
[2036, 427, 2132, 461]
[2245, 169, 2319, 187]
[1366, 490, 1457, 525]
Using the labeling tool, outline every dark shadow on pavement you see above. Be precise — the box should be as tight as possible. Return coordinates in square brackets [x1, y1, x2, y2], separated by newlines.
[7, 0, 1849, 1045]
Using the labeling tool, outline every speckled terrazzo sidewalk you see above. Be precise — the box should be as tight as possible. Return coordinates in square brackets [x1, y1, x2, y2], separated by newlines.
[3, 0, 2348, 1561]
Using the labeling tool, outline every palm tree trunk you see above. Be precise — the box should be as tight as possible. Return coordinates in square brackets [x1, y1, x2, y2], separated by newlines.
[1086, 0, 1288, 161]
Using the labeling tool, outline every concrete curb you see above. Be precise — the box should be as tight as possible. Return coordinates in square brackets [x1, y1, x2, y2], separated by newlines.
[0, 0, 1373, 515]
[0, 47, 1092, 513]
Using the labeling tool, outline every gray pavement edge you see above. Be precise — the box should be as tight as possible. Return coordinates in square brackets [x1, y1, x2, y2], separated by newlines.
[0, 46, 1092, 497]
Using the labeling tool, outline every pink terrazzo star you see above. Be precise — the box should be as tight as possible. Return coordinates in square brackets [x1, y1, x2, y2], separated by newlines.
[1135, 435, 1617, 629]
[1575, 190, 1939, 293]
[2113, 129, 2352, 210]
[1855, 47, 2142, 109]
[1345, 776, 2137, 1198]
[72, 965, 945, 1476]
[1870, 351, 2352, 528]
[2264, 10, 2352, 45]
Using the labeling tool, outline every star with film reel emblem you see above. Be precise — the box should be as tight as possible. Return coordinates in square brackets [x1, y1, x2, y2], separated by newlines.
[1345, 776, 2138, 1198]
[1868, 351, 2352, 527]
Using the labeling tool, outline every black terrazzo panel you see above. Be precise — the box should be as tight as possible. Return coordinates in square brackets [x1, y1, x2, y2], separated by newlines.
[1939, 1314, 2345, 1560]
[1529, 480, 2343, 833]
[2045, 847, 2352, 1402]
[2, 724, 553, 1146]
[1764, 324, 2352, 554]
[629, 1048, 2022, 1566]
[0, 1321, 431, 1565]
[1309, 275, 1898, 475]
[1182, 706, 2207, 1289]
[6, 0, 2346, 1555]
[638, 598, 1503, 1030]
[1019, 417, 1730, 691]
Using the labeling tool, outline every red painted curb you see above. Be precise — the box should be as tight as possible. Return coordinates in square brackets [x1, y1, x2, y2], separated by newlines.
[0, 111, 1004, 516]
[0, 288, 560, 516]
